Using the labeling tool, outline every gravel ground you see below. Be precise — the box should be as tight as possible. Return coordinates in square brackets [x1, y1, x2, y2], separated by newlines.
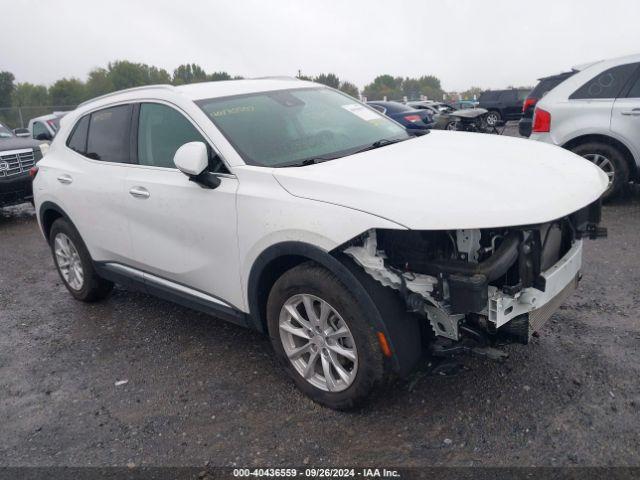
[1, 130, 639, 467]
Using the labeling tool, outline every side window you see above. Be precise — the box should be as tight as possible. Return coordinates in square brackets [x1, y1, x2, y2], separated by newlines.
[86, 105, 133, 163]
[517, 90, 529, 101]
[137, 103, 225, 171]
[66, 115, 90, 154]
[499, 91, 516, 102]
[626, 74, 640, 98]
[570, 63, 639, 100]
[32, 122, 47, 139]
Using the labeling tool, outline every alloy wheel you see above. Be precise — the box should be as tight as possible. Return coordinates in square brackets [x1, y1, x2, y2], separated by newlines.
[279, 294, 358, 392]
[583, 153, 615, 188]
[485, 112, 499, 126]
[54, 232, 84, 290]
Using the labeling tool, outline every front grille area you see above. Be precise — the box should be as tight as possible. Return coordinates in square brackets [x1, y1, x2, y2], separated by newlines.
[0, 149, 36, 178]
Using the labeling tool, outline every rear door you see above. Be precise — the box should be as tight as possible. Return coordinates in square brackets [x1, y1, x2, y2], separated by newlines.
[123, 101, 243, 308]
[611, 63, 640, 162]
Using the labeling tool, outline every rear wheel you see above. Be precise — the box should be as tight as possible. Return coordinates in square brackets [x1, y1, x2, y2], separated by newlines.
[49, 218, 113, 302]
[485, 110, 501, 126]
[570, 142, 629, 200]
[266, 262, 385, 409]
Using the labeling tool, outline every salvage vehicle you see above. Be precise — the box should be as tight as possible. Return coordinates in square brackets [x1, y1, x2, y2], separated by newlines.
[0, 122, 44, 207]
[33, 79, 607, 409]
[531, 54, 640, 200]
[366, 101, 434, 131]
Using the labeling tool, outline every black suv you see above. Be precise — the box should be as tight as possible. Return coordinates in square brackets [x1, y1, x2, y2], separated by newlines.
[0, 123, 43, 207]
[518, 71, 576, 137]
[478, 89, 529, 126]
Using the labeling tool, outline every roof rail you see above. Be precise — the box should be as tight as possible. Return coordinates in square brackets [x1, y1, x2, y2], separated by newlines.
[77, 84, 176, 108]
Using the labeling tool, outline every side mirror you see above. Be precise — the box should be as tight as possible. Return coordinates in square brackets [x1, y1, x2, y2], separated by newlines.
[173, 141, 221, 189]
[13, 128, 30, 138]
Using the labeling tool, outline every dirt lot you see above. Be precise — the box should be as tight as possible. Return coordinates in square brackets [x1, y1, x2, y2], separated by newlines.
[1, 133, 639, 467]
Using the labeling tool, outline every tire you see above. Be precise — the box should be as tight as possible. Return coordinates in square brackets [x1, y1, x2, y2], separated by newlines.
[570, 142, 629, 200]
[266, 262, 385, 410]
[49, 218, 113, 302]
[485, 110, 501, 126]
[445, 121, 457, 131]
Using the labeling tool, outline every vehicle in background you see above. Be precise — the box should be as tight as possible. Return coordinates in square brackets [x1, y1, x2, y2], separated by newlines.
[28, 112, 68, 141]
[531, 53, 640, 200]
[407, 101, 457, 114]
[13, 128, 31, 138]
[478, 89, 529, 126]
[366, 101, 434, 131]
[519, 72, 576, 137]
[34, 79, 607, 409]
[448, 100, 478, 110]
[0, 124, 44, 207]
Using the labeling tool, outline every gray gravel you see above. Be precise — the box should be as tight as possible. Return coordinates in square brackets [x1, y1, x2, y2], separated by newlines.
[1, 144, 639, 467]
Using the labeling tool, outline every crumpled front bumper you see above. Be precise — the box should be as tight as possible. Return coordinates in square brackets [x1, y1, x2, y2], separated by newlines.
[486, 239, 583, 331]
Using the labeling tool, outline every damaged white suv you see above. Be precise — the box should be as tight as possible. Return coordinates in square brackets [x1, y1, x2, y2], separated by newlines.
[33, 79, 608, 409]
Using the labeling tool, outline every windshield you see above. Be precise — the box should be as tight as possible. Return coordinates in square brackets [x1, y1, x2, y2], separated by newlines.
[197, 87, 409, 167]
[0, 125, 14, 138]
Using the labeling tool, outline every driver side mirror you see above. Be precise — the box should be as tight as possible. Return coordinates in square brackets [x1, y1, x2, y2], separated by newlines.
[173, 141, 221, 189]
[13, 128, 30, 138]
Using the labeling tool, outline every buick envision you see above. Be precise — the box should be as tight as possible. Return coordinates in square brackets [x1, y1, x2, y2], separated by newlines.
[34, 79, 607, 409]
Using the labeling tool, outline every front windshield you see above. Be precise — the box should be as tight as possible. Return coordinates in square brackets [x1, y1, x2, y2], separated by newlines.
[197, 87, 410, 167]
[0, 125, 14, 138]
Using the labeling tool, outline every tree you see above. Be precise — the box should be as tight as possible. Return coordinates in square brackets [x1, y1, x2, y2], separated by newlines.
[12, 82, 50, 107]
[86, 68, 114, 99]
[106, 61, 171, 91]
[173, 64, 208, 85]
[362, 75, 403, 101]
[208, 71, 232, 82]
[339, 81, 359, 98]
[314, 73, 341, 89]
[49, 78, 86, 106]
[0, 71, 15, 108]
[460, 86, 483, 101]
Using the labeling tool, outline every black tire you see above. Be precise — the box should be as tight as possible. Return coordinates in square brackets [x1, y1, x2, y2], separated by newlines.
[445, 121, 457, 131]
[485, 110, 501, 126]
[49, 218, 113, 302]
[570, 142, 629, 200]
[266, 262, 385, 410]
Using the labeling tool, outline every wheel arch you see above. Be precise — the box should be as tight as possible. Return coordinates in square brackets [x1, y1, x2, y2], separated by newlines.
[563, 134, 639, 180]
[247, 241, 422, 376]
[38, 201, 75, 244]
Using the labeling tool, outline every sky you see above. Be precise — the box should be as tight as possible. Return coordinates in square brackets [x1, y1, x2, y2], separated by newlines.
[2, 0, 640, 92]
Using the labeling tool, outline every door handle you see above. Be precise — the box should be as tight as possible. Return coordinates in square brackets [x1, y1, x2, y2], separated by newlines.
[57, 174, 73, 184]
[621, 108, 640, 116]
[129, 186, 150, 199]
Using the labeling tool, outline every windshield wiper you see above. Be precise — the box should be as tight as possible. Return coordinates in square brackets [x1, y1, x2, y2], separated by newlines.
[351, 138, 406, 155]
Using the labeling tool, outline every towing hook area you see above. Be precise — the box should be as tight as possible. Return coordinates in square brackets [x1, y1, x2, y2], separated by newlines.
[430, 323, 509, 362]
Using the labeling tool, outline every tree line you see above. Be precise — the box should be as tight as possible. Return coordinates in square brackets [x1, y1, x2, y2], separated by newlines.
[0, 60, 471, 128]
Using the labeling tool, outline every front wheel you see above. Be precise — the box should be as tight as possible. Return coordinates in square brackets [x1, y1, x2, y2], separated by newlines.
[266, 262, 385, 409]
[485, 110, 501, 126]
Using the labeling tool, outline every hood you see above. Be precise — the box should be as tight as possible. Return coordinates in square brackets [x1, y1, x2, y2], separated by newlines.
[273, 131, 608, 230]
[0, 137, 42, 151]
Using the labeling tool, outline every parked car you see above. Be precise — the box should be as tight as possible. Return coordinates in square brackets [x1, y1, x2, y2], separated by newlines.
[366, 101, 434, 130]
[34, 80, 607, 409]
[530, 53, 640, 199]
[519, 72, 576, 137]
[407, 101, 457, 114]
[478, 89, 529, 126]
[28, 112, 68, 141]
[0, 123, 44, 207]
[448, 100, 478, 110]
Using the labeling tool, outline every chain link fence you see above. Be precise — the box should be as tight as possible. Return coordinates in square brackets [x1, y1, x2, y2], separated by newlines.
[0, 105, 77, 129]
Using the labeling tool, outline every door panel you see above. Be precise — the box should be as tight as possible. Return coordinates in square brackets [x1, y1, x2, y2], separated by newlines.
[611, 88, 640, 162]
[123, 166, 243, 309]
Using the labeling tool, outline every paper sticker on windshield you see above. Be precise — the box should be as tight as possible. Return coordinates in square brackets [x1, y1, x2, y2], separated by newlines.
[342, 104, 380, 121]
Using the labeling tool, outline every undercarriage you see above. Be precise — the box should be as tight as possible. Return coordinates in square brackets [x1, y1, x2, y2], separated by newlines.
[344, 200, 606, 355]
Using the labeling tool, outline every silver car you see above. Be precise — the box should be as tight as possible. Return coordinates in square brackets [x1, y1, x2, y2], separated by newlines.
[530, 54, 640, 199]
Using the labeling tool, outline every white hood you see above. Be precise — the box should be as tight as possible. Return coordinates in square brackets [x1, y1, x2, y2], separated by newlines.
[273, 131, 608, 230]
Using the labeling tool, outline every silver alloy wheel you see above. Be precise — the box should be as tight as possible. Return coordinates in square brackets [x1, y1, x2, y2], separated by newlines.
[584, 153, 615, 188]
[54, 232, 84, 291]
[445, 121, 457, 131]
[279, 294, 358, 392]
[485, 112, 499, 126]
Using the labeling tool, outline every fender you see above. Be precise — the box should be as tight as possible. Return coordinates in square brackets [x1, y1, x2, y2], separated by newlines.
[247, 241, 422, 376]
[38, 201, 76, 242]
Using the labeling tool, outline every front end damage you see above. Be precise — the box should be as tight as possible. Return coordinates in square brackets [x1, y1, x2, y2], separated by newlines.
[344, 200, 606, 357]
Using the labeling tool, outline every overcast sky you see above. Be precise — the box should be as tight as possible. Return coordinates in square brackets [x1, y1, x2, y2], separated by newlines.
[3, 0, 639, 92]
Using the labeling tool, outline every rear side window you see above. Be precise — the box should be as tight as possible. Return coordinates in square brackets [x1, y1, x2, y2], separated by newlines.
[517, 90, 529, 101]
[529, 72, 575, 99]
[137, 103, 207, 169]
[86, 105, 133, 163]
[66, 115, 90, 153]
[499, 91, 516, 102]
[479, 91, 498, 101]
[570, 63, 639, 100]
[626, 74, 640, 98]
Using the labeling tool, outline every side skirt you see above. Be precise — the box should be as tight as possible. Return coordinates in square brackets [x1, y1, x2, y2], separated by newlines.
[94, 262, 251, 329]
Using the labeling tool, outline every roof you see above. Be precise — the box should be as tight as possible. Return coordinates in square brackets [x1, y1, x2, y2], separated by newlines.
[571, 53, 640, 72]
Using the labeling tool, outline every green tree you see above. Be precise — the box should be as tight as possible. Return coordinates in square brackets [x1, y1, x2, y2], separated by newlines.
[208, 71, 232, 82]
[172, 63, 208, 85]
[0, 71, 15, 108]
[12, 82, 50, 107]
[314, 73, 341, 89]
[49, 78, 86, 106]
[339, 81, 359, 98]
[460, 86, 483, 100]
[106, 61, 171, 91]
[362, 75, 403, 101]
[85, 68, 114, 99]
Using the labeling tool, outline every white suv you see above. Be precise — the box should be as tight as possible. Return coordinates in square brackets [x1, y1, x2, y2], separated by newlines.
[530, 54, 640, 199]
[33, 79, 607, 409]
